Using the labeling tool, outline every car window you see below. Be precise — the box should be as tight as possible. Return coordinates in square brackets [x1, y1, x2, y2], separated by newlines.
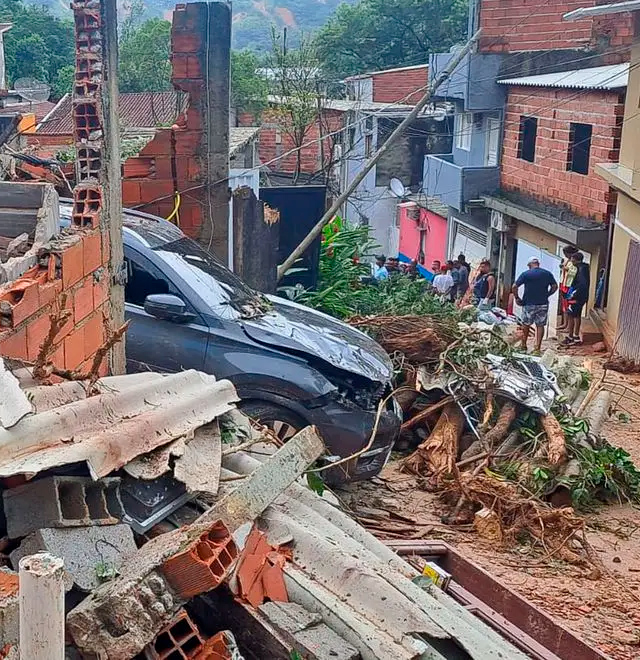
[124, 250, 173, 307]
[153, 237, 269, 320]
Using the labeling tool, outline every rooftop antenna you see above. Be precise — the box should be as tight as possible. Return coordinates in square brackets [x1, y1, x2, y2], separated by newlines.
[13, 78, 51, 107]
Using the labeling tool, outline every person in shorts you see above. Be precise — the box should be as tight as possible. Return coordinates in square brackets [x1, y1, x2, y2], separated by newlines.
[512, 257, 558, 355]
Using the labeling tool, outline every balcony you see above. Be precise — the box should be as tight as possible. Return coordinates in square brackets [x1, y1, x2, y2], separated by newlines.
[423, 154, 500, 212]
[429, 52, 505, 112]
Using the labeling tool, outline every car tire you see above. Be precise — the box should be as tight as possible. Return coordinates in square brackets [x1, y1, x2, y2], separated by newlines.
[238, 401, 306, 442]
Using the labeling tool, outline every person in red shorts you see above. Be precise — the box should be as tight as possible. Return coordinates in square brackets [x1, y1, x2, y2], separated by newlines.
[558, 245, 578, 331]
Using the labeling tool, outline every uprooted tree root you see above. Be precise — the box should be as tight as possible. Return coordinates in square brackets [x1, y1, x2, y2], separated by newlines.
[447, 472, 601, 574]
[349, 315, 453, 365]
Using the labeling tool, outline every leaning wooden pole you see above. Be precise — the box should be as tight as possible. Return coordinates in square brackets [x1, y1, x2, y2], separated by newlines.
[276, 29, 482, 282]
[19, 553, 65, 660]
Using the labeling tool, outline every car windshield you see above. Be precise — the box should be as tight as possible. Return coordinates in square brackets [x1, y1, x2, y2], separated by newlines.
[153, 237, 270, 320]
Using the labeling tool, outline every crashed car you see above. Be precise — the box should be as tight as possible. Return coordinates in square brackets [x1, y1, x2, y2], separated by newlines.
[60, 201, 401, 482]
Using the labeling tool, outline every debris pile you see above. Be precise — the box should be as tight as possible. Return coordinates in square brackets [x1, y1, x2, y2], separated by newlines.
[354, 318, 640, 571]
[0, 361, 538, 659]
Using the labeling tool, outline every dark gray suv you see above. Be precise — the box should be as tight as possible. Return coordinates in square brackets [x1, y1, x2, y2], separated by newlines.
[61, 202, 401, 482]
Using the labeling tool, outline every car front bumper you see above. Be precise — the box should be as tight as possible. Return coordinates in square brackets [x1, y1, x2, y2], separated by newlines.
[305, 395, 402, 484]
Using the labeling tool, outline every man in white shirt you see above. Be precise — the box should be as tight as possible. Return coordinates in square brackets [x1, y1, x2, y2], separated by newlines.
[432, 265, 454, 297]
[373, 254, 389, 281]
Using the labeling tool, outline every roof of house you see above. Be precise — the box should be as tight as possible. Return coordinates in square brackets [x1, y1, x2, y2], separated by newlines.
[497, 63, 628, 90]
[229, 126, 260, 156]
[38, 91, 188, 135]
[0, 100, 57, 123]
[344, 63, 428, 82]
[564, 1, 640, 21]
[267, 94, 421, 114]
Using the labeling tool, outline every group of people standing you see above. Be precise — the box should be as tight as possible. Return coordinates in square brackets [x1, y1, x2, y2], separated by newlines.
[511, 246, 590, 354]
[431, 255, 473, 302]
[372, 255, 419, 281]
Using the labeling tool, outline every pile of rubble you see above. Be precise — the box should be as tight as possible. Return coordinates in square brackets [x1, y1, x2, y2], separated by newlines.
[357, 316, 631, 572]
[0, 361, 537, 660]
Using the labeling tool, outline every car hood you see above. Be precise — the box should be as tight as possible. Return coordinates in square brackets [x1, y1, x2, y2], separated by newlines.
[242, 296, 393, 383]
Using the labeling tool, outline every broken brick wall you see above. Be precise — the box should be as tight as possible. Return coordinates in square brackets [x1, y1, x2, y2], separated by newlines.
[0, 185, 110, 374]
[121, 3, 211, 240]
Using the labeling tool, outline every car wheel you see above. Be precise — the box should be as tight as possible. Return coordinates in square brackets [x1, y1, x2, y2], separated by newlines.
[238, 402, 305, 442]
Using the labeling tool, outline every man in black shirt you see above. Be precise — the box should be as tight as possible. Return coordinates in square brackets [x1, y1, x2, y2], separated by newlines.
[563, 252, 590, 346]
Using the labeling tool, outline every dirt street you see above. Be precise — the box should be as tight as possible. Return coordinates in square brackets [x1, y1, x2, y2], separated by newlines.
[338, 357, 640, 660]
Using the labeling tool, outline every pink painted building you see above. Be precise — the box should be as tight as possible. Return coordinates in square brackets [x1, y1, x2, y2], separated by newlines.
[397, 202, 448, 279]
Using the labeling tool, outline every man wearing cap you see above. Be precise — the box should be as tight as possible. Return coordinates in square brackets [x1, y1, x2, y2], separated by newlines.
[512, 257, 558, 355]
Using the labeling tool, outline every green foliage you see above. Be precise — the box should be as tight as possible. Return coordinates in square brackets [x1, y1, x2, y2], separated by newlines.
[231, 50, 269, 116]
[509, 406, 640, 508]
[306, 472, 326, 497]
[314, 0, 469, 79]
[95, 561, 120, 582]
[0, 0, 74, 98]
[119, 17, 172, 93]
[51, 64, 75, 99]
[289, 218, 470, 332]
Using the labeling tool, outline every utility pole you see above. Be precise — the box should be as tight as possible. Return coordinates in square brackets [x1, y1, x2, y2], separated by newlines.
[276, 29, 482, 282]
[100, 0, 125, 373]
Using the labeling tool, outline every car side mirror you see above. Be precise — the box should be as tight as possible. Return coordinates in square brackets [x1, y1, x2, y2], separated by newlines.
[144, 294, 194, 323]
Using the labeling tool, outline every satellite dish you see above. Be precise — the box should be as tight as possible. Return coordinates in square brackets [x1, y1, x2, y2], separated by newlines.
[389, 177, 407, 199]
[14, 78, 51, 103]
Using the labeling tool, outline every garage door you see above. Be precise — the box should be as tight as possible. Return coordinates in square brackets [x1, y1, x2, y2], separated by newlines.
[450, 220, 487, 267]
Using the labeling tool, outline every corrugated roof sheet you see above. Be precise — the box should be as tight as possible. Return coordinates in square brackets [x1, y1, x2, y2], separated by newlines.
[39, 90, 187, 135]
[0, 370, 238, 479]
[564, 1, 640, 21]
[498, 63, 629, 90]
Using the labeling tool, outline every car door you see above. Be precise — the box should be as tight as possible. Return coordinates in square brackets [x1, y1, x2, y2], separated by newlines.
[124, 246, 208, 373]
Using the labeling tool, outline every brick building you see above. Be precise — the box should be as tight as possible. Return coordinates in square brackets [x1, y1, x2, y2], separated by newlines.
[423, 0, 633, 335]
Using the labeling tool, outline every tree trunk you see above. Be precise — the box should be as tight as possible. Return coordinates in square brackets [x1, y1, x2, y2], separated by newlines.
[403, 403, 464, 476]
[542, 414, 568, 466]
[483, 400, 518, 447]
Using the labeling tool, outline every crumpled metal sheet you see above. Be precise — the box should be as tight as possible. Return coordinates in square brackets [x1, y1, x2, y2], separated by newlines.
[485, 354, 558, 415]
[0, 370, 238, 479]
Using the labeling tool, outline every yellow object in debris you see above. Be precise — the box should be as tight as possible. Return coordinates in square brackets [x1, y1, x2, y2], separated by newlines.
[421, 562, 451, 590]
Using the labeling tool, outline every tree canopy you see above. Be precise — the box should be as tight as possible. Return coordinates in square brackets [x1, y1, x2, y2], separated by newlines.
[0, 0, 74, 100]
[314, 0, 468, 79]
[231, 50, 269, 116]
[119, 17, 173, 93]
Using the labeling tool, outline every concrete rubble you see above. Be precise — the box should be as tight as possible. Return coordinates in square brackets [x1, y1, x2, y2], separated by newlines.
[0, 362, 539, 660]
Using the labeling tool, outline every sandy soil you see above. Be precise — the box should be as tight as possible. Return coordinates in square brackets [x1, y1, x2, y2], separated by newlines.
[338, 357, 640, 660]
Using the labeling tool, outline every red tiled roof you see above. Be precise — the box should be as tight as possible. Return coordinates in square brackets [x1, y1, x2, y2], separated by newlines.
[38, 91, 187, 135]
[0, 100, 57, 123]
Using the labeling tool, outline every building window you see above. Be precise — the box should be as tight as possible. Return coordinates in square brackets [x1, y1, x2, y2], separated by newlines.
[567, 122, 592, 175]
[455, 112, 472, 151]
[365, 133, 373, 157]
[517, 116, 537, 163]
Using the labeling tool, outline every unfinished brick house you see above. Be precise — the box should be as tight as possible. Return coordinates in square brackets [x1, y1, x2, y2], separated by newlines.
[424, 0, 633, 333]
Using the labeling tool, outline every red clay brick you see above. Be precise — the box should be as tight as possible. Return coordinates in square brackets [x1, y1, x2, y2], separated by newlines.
[40, 279, 63, 307]
[5, 279, 43, 328]
[83, 311, 104, 358]
[82, 231, 103, 275]
[122, 180, 142, 205]
[194, 632, 231, 660]
[0, 327, 28, 361]
[140, 180, 175, 204]
[64, 326, 85, 371]
[74, 277, 94, 322]
[50, 343, 65, 371]
[146, 610, 205, 660]
[61, 240, 85, 289]
[93, 275, 109, 308]
[26, 312, 52, 361]
[161, 521, 237, 599]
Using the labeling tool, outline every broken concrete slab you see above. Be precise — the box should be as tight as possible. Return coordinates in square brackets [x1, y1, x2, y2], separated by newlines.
[10, 525, 136, 592]
[173, 421, 222, 495]
[66, 427, 325, 659]
[3, 476, 123, 539]
[259, 602, 359, 660]
[0, 359, 32, 429]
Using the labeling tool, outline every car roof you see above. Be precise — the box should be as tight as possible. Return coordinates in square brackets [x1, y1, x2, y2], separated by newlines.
[59, 198, 185, 248]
